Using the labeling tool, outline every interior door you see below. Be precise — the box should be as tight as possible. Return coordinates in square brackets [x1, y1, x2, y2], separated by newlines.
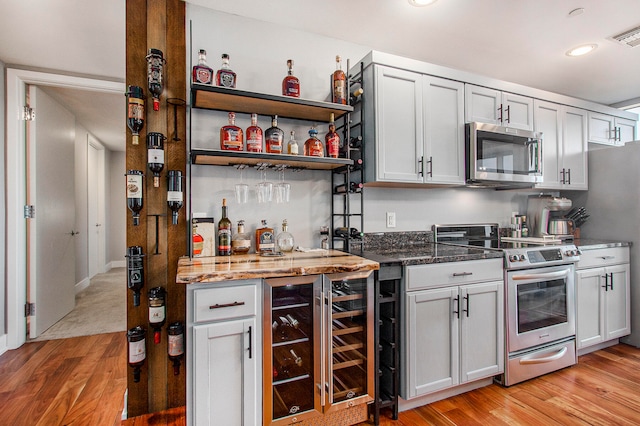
[27, 85, 76, 338]
[88, 139, 105, 278]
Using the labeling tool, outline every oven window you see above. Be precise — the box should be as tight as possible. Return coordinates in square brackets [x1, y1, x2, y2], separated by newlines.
[517, 278, 567, 333]
[476, 132, 539, 175]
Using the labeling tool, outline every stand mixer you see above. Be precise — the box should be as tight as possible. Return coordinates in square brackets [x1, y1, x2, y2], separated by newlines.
[526, 195, 573, 237]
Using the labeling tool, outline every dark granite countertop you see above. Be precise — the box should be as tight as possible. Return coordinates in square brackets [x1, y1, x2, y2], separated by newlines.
[357, 243, 504, 266]
[574, 238, 632, 250]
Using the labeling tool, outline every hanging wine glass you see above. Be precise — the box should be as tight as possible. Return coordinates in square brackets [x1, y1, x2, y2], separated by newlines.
[235, 165, 248, 204]
[275, 167, 290, 204]
[256, 166, 273, 203]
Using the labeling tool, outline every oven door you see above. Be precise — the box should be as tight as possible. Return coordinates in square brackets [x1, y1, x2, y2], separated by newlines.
[506, 264, 575, 353]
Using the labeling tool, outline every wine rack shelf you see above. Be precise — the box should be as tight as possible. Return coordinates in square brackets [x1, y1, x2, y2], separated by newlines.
[191, 84, 353, 122]
[191, 148, 352, 171]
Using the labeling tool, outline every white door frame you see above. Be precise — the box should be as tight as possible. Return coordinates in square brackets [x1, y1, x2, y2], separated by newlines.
[5, 68, 124, 349]
[87, 136, 106, 278]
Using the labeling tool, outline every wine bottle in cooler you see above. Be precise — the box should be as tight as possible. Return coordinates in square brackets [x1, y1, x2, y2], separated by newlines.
[126, 170, 144, 225]
[166, 170, 183, 225]
[147, 132, 165, 187]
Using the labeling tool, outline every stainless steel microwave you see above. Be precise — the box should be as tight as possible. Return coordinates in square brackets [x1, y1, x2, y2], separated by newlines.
[465, 122, 543, 187]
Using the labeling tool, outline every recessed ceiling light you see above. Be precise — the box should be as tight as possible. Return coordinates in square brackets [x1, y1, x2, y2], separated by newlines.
[566, 44, 598, 56]
[408, 0, 437, 6]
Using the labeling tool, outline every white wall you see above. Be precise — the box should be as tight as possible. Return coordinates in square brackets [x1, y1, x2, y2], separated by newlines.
[108, 150, 126, 266]
[0, 59, 5, 338]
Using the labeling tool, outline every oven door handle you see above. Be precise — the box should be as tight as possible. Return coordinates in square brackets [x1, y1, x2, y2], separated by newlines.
[511, 269, 570, 281]
[519, 347, 568, 365]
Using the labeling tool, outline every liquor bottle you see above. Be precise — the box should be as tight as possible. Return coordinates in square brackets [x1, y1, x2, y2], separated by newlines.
[126, 85, 144, 145]
[332, 55, 347, 104]
[334, 182, 363, 193]
[167, 322, 185, 375]
[265, 115, 284, 154]
[192, 49, 214, 85]
[192, 220, 204, 256]
[304, 127, 325, 157]
[125, 246, 145, 307]
[215, 53, 236, 88]
[126, 170, 143, 225]
[147, 132, 165, 188]
[127, 326, 146, 383]
[325, 113, 340, 158]
[282, 59, 300, 98]
[287, 130, 299, 155]
[334, 227, 365, 239]
[167, 170, 183, 225]
[231, 220, 252, 254]
[217, 199, 232, 256]
[255, 219, 275, 253]
[146, 48, 165, 111]
[220, 112, 244, 151]
[148, 287, 166, 344]
[276, 219, 295, 252]
[246, 113, 263, 152]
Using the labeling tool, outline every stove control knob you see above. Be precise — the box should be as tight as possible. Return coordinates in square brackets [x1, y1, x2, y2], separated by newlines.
[565, 249, 577, 257]
[509, 255, 518, 262]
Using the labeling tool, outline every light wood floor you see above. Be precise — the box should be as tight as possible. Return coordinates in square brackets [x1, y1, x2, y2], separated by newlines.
[2, 334, 640, 425]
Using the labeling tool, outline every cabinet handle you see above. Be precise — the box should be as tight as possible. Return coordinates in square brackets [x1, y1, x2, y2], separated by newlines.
[453, 296, 460, 319]
[418, 156, 424, 177]
[463, 295, 470, 317]
[248, 325, 252, 359]
[427, 156, 433, 177]
[567, 168, 571, 185]
[609, 272, 614, 290]
[560, 168, 565, 184]
[497, 105, 503, 123]
[209, 301, 245, 309]
[505, 105, 511, 123]
[452, 272, 473, 277]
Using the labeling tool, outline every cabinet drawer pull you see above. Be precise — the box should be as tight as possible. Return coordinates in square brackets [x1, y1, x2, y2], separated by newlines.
[599, 256, 615, 260]
[209, 301, 245, 309]
[452, 272, 472, 277]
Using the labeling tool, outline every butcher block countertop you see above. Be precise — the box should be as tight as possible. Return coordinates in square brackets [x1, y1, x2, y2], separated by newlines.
[176, 249, 379, 284]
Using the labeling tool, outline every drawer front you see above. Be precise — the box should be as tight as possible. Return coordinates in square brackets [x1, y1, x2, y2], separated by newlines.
[193, 283, 257, 323]
[406, 258, 503, 291]
[576, 247, 629, 269]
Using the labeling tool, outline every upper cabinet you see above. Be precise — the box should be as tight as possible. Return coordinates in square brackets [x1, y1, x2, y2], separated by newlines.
[362, 65, 465, 185]
[465, 84, 534, 131]
[588, 111, 637, 146]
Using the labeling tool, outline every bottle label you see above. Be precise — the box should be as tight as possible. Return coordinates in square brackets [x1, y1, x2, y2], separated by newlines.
[326, 134, 340, 158]
[194, 66, 213, 85]
[288, 143, 298, 155]
[193, 235, 204, 256]
[127, 174, 143, 199]
[333, 80, 346, 104]
[167, 191, 183, 202]
[232, 239, 251, 249]
[128, 98, 144, 120]
[129, 339, 146, 364]
[266, 136, 283, 153]
[168, 333, 184, 357]
[217, 70, 236, 88]
[221, 128, 243, 150]
[283, 77, 300, 97]
[149, 305, 165, 324]
[258, 231, 275, 252]
[246, 128, 263, 152]
[218, 229, 231, 252]
[148, 149, 164, 164]
[309, 141, 324, 157]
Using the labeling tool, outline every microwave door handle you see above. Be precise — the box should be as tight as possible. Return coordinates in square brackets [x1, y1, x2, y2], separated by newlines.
[512, 269, 571, 281]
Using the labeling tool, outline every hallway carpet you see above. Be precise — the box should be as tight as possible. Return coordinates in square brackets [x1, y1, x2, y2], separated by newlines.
[32, 267, 127, 341]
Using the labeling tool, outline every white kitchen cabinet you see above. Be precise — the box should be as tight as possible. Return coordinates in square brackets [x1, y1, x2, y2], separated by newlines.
[588, 112, 637, 146]
[187, 280, 261, 426]
[465, 84, 533, 130]
[533, 100, 588, 190]
[402, 259, 504, 399]
[364, 65, 465, 184]
[576, 247, 630, 353]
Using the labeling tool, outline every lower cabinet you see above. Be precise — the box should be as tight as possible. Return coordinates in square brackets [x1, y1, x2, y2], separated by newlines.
[401, 259, 504, 399]
[576, 247, 630, 351]
[187, 279, 261, 426]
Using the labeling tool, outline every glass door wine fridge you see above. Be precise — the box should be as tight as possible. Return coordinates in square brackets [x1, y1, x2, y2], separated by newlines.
[263, 271, 374, 425]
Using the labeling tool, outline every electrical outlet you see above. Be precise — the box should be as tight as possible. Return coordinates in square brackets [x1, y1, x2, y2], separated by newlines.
[386, 212, 396, 228]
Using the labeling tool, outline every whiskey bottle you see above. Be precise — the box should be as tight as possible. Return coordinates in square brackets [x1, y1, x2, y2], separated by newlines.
[192, 220, 204, 256]
[276, 219, 295, 252]
[216, 53, 236, 88]
[325, 113, 340, 158]
[192, 49, 214, 85]
[255, 219, 275, 253]
[287, 130, 299, 155]
[282, 59, 300, 98]
[220, 112, 243, 151]
[231, 220, 252, 254]
[246, 113, 263, 152]
[304, 127, 325, 157]
[332, 55, 347, 104]
[217, 199, 232, 256]
[265, 116, 284, 154]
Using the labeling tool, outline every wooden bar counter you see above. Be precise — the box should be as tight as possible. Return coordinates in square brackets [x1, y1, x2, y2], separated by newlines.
[177, 249, 380, 284]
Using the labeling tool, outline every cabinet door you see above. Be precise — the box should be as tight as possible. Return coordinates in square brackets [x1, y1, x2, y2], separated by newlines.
[534, 100, 563, 190]
[562, 106, 588, 190]
[423, 76, 465, 184]
[615, 117, 637, 144]
[604, 264, 631, 340]
[193, 318, 257, 426]
[588, 111, 615, 145]
[405, 287, 459, 398]
[374, 66, 423, 182]
[576, 268, 605, 349]
[465, 84, 501, 125]
[459, 281, 504, 383]
[502, 92, 534, 131]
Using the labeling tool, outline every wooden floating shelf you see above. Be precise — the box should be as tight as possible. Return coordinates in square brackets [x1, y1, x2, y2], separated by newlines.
[191, 84, 353, 122]
[191, 149, 353, 171]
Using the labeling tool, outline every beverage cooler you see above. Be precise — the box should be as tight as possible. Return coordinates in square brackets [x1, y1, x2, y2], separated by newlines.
[263, 271, 374, 425]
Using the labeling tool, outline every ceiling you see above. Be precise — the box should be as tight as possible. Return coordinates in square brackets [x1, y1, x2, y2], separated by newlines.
[2, 0, 640, 152]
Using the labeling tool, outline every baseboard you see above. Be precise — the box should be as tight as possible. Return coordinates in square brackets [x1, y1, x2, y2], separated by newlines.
[75, 277, 90, 294]
[398, 378, 493, 412]
[109, 260, 126, 270]
[0, 334, 7, 357]
[577, 339, 620, 356]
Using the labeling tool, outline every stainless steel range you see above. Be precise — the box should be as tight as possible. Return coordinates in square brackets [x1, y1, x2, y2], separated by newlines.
[434, 223, 581, 386]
